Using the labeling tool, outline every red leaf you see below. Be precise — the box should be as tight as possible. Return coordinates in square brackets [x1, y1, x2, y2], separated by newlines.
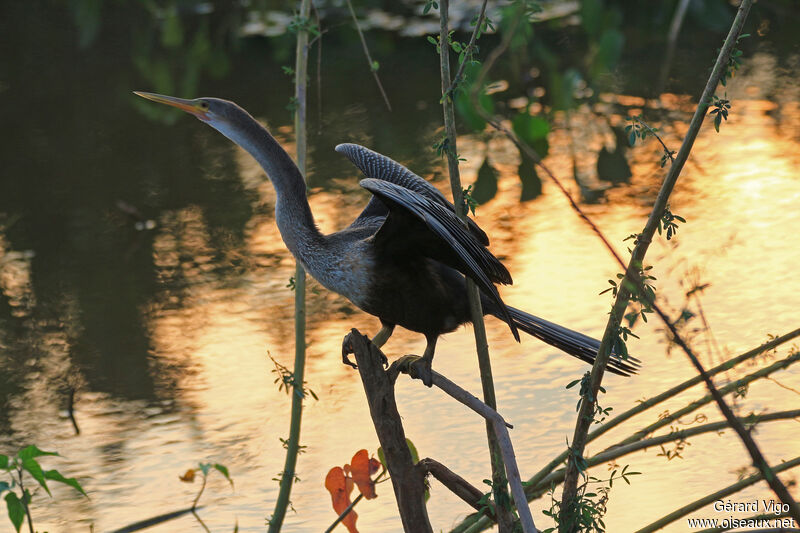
[350, 450, 378, 500]
[325, 467, 358, 533]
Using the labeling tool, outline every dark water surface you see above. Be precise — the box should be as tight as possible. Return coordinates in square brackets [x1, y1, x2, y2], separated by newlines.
[1, 2, 799, 532]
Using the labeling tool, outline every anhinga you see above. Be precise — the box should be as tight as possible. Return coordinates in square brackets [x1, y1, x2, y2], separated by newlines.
[135, 92, 640, 384]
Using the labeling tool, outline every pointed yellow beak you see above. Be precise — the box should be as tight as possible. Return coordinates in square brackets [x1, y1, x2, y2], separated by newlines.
[134, 91, 208, 119]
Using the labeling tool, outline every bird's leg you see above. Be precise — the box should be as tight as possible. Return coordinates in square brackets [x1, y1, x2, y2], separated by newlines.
[411, 335, 438, 387]
[369, 323, 394, 367]
[371, 323, 395, 349]
[341, 323, 394, 369]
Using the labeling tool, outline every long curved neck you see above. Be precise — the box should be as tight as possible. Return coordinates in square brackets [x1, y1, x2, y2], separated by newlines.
[212, 112, 322, 257]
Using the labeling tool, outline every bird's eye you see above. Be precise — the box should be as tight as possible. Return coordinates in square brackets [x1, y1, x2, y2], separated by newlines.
[199, 101, 209, 111]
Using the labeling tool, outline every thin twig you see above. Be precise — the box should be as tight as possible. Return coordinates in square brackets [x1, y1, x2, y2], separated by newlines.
[634, 116, 676, 163]
[344, 0, 392, 111]
[452, 409, 800, 533]
[613, 344, 800, 447]
[437, 0, 517, 530]
[446, 0, 489, 96]
[527, 409, 800, 502]
[521, 329, 800, 494]
[553, 0, 764, 523]
[191, 474, 207, 510]
[766, 376, 800, 396]
[634, 455, 800, 533]
[649, 300, 800, 524]
[311, 1, 323, 132]
[323, 493, 363, 533]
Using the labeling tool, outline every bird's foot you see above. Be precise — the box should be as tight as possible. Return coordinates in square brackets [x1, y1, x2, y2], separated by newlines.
[388, 354, 433, 387]
[341, 332, 359, 369]
[341, 331, 389, 369]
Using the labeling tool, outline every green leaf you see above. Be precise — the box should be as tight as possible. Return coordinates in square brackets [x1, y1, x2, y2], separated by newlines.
[198, 463, 211, 477]
[471, 158, 499, 204]
[44, 470, 87, 497]
[213, 464, 234, 487]
[0, 455, 8, 470]
[405, 438, 420, 465]
[22, 458, 50, 496]
[5, 492, 24, 532]
[17, 446, 58, 461]
[0, 481, 9, 494]
[377, 447, 387, 471]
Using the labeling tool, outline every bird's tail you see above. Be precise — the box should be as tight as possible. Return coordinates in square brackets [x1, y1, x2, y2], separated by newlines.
[503, 306, 641, 376]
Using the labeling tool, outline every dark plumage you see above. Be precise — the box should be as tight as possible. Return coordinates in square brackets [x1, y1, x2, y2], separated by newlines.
[135, 92, 641, 384]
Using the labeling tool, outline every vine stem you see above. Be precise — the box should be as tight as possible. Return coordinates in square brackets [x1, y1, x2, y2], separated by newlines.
[191, 473, 207, 510]
[438, 0, 523, 530]
[17, 467, 34, 533]
[267, 0, 312, 530]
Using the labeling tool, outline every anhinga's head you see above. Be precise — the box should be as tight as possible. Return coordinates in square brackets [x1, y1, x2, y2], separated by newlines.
[134, 91, 263, 151]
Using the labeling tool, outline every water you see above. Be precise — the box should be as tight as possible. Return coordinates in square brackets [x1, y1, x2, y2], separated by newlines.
[1, 2, 799, 532]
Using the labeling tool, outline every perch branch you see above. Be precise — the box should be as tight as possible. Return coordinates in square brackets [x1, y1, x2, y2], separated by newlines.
[395, 355, 538, 533]
[346, 330, 433, 532]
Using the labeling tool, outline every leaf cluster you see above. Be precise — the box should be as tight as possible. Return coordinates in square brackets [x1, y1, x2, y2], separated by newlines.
[658, 204, 686, 241]
[270, 354, 318, 400]
[719, 33, 750, 87]
[1, 446, 87, 533]
[288, 15, 320, 37]
[709, 94, 731, 133]
[542, 464, 640, 533]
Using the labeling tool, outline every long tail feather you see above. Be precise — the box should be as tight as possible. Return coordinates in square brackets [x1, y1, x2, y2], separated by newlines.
[505, 306, 641, 377]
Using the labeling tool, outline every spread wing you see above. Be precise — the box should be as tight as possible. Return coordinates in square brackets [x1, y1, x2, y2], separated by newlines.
[335, 143, 489, 244]
[359, 178, 519, 341]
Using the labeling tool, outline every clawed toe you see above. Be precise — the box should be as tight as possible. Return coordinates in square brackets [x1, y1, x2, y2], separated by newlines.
[341, 333, 358, 369]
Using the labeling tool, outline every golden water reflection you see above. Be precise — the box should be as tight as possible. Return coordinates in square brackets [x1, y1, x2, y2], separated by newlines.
[6, 89, 800, 531]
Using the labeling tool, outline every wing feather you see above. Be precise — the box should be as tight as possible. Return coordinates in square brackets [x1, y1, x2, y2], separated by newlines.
[337, 143, 489, 244]
[360, 178, 518, 340]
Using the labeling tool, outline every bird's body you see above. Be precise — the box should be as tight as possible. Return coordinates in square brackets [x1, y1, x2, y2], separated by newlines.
[136, 92, 640, 381]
